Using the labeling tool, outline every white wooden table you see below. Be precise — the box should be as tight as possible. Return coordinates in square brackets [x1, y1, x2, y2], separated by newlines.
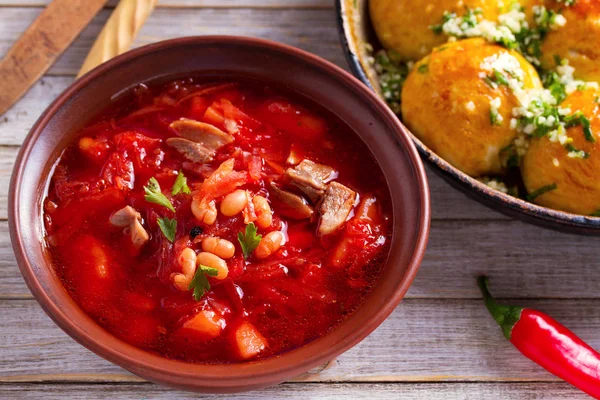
[0, 1, 598, 398]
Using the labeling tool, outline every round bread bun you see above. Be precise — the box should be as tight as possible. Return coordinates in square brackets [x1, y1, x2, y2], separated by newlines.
[540, 0, 600, 82]
[401, 38, 543, 177]
[522, 88, 600, 214]
[369, 0, 540, 61]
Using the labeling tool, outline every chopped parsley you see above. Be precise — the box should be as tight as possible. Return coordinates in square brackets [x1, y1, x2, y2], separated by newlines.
[429, 4, 567, 67]
[172, 170, 191, 195]
[542, 70, 567, 103]
[144, 177, 175, 212]
[374, 49, 410, 113]
[490, 108, 502, 126]
[189, 265, 219, 301]
[489, 97, 503, 126]
[237, 222, 262, 259]
[565, 144, 589, 159]
[157, 217, 177, 242]
[526, 183, 558, 201]
[590, 209, 600, 217]
[418, 64, 429, 73]
[564, 112, 596, 143]
[484, 69, 512, 89]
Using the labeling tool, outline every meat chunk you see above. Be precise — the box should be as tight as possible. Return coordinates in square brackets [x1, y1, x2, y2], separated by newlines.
[285, 159, 337, 202]
[268, 183, 314, 220]
[170, 118, 234, 149]
[109, 206, 149, 249]
[109, 205, 141, 227]
[318, 182, 357, 236]
[127, 219, 151, 249]
[168, 118, 234, 163]
[166, 137, 213, 163]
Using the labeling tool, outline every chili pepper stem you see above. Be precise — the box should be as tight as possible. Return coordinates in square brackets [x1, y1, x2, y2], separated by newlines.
[477, 276, 523, 340]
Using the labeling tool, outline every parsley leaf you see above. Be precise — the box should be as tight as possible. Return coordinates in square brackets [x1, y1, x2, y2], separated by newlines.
[172, 170, 191, 195]
[144, 178, 175, 212]
[417, 64, 429, 73]
[189, 265, 219, 301]
[526, 183, 558, 201]
[157, 217, 177, 242]
[237, 222, 262, 259]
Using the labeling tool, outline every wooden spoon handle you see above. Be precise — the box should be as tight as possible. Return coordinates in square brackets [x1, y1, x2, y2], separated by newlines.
[0, 0, 108, 115]
[77, 0, 158, 78]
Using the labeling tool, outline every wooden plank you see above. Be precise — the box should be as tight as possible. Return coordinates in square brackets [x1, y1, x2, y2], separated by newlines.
[0, 0, 332, 7]
[1, 298, 599, 383]
[2, 219, 598, 298]
[0, 8, 345, 77]
[0, 382, 590, 399]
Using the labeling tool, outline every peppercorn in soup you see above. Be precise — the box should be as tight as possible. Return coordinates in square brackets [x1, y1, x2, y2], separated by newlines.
[43, 79, 392, 363]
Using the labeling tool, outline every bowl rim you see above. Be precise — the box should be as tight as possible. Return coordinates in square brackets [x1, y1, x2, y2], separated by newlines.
[335, 0, 600, 234]
[8, 35, 430, 391]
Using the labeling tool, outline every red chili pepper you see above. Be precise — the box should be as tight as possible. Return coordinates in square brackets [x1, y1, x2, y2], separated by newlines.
[478, 276, 600, 399]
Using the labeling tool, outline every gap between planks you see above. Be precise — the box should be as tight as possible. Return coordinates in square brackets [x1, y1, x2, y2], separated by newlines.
[0, 373, 568, 384]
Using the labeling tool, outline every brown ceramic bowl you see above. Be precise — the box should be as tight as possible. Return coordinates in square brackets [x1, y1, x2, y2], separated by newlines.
[336, 0, 600, 234]
[8, 37, 430, 392]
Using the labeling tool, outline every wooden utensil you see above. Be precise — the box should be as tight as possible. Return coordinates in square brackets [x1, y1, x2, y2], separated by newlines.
[0, 0, 108, 116]
[77, 0, 158, 78]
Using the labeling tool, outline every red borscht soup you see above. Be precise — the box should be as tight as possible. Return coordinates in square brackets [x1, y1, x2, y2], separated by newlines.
[43, 79, 392, 363]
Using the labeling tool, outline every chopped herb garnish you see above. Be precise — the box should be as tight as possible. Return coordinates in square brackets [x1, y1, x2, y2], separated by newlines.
[564, 112, 596, 143]
[188, 265, 219, 301]
[526, 183, 558, 201]
[157, 217, 177, 242]
[418, 64, 429, 73]
[490, 108, 502, 126]
[566, 143, 590, 159]
[144, 177, 175, 212]
[582, 116, 595, 143]
[542, 70, 567, 103]
[238, 222, 262, 260]
[430, 11, 457, 34]
[374, 49, 410, 113]
[493, 70, 509, 86]
[590, 209, 600, 217]
[484, 69, 511, 90]
[190, 226, 203, 239]
[172, 170, 191, 195]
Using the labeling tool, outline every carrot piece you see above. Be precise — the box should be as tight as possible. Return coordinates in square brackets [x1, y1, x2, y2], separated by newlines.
[204, 104, 225, 126]
[197, 158, 248, 201]
[182, 310, 225, 339]
[233, 321, 268, 360]
[248, 155, 263, 181]
[354, 196, 381, 224]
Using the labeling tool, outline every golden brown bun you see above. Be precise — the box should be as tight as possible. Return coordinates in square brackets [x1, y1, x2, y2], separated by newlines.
[522, 88, 600, 214]
[401, 38, 542, 177]
[540, 0, 600, 82]
[369, 0, 539, 61]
